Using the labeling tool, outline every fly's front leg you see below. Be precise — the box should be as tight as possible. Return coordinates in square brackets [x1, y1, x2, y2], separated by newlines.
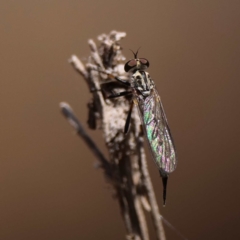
[92, 67, 131, 86]
[106, 73, 131, 87]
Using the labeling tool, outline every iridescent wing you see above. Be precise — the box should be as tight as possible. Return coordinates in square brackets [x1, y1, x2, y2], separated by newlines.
[134, 89, 177, 176]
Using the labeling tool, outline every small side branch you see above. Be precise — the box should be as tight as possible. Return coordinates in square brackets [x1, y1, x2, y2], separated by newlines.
[60, 102, 112, 178]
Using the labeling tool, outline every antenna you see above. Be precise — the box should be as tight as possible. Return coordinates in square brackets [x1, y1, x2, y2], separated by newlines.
[129, 47, 141, 59]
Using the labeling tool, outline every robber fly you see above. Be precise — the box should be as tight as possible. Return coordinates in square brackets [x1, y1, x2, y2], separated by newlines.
[104, 49, 177, 206]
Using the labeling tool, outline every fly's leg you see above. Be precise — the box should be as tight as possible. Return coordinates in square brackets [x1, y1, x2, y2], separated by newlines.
[92, 67, 131, 86]
[124, 101, 134, 134]
[108, 91, 132, 99]
[106, 90, 133, 134]
[103, 72, 133, 134]
[105, 73, 131, 87]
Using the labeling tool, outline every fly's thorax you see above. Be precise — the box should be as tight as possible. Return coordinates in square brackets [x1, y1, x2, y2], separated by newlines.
[131, 70, 155, 97]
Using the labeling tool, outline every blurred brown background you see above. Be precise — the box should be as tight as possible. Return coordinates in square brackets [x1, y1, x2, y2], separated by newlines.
[1, 1, 240, 239]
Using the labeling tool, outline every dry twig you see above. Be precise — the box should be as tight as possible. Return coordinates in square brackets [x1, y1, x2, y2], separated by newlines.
[61, 30, 166, 240]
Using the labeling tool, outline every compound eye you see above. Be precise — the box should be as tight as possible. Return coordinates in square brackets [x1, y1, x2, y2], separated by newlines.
[124, 59, 137, 72]
[139, 58, 150, 68]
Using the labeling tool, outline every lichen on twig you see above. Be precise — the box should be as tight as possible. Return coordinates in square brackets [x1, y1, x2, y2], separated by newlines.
[60, 30, 166, 240]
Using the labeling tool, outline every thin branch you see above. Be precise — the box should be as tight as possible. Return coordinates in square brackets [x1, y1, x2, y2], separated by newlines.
[139, 141, 166, 240]
[69, 55, 88, 79]
[61, 31, 166, 240]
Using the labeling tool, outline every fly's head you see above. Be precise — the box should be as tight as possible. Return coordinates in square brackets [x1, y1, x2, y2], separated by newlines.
[124, 49, 149, 73]
[124, 49, 153, 97]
